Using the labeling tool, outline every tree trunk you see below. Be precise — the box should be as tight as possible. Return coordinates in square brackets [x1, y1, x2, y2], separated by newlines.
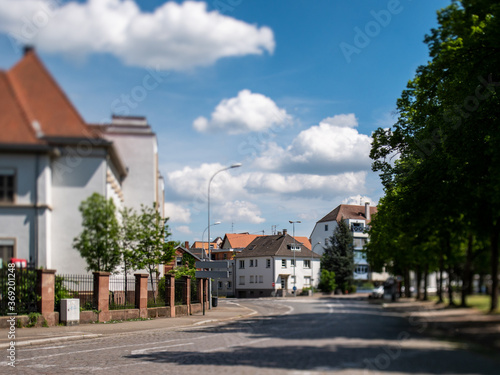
[423, 267, 429, 301]
[404, 268, 411, 298]
[438, 252, 444, 303]
[490, 224, 499, 313]
[448, 267, 455, 306]
[461, 234, 473, 307]
[416, 266, 422, 300]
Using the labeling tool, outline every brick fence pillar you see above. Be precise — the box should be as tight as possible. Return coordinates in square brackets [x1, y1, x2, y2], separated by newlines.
[183, 275, 191, 315]
[36, 269, 56, 325]
[93, 271, 110, 322]
[135, 273, 149, 319]
[197, 278, 204, 306]
[165, 274, 175, 317]
[204, 278, 209, 307]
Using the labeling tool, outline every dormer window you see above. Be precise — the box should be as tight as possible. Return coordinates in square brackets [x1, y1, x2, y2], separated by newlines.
[288, 244, 301, 251]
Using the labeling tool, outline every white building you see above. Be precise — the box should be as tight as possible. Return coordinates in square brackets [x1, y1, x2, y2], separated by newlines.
[0, 49, 164, 274]
[310, 203, 389, 282]
[235, 231, 321, 298]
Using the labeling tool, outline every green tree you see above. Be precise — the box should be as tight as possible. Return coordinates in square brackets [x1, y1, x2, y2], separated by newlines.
[134, 204, 177, 303]
[370, 0, 500, 311]
[73, 193, 121, 273]
[318, 269, 337, 293]
[321, 218, 354, 293]
[118, 206, 141, 301]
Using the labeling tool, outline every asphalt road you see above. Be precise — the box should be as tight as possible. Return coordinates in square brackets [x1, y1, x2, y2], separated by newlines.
[2, 297, 499, 374]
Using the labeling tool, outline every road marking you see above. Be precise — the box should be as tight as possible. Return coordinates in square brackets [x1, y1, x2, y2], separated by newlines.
[130, 342, 193, 355]
[21, 345, 67, 351]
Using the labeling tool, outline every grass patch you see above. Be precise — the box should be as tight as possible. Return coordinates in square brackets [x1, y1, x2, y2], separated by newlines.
[429, 294, 499, 313]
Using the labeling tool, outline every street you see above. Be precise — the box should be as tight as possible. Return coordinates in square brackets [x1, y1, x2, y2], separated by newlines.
[3, 297, 499, 375]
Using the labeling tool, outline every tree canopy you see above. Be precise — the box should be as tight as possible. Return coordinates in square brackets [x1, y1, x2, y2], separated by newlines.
[369, 0, 500, 310]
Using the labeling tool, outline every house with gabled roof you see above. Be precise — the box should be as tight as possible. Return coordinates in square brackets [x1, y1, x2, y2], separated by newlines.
[310, 202, 389, 282]
[0, 48, 165, 274]
[234, 230, 321, 298]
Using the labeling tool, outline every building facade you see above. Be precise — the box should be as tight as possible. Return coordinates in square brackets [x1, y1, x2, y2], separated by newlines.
[310, 203, 389, 283]
[235, 233, 321, 298]
[0, 49, 164, 274]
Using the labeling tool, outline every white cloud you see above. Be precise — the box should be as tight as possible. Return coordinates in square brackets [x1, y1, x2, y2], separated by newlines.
[164, 202, 191, 223]
[0, 0, 275, 70]
[193, 90, 292, 134]
[341, 195, 377, 206]
[174, 225, 192, 235]
[215, 200, 265, 224]
[253, 114, 372, 174]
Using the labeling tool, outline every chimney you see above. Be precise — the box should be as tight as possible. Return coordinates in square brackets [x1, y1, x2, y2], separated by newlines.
[365, 202, 371, 222]
[24, 45, 34, 55]
[277, 231, 282, 235]
[184, 241, 189, 249]
[283, 229, 288, 235]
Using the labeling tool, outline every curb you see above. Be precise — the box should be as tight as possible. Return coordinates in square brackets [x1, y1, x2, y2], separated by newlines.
[0, 333, 102, 349]
[1, 303, 259, 349]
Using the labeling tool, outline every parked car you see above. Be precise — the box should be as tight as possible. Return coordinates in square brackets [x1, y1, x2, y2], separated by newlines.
[370, 285, 384, 299]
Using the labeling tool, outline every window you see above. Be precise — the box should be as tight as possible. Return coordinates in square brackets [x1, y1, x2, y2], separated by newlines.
[304, 260, 311, 268]
[255, 259, 258, 267]
[281, 259, 287, 268]
[239, 260, 245, 269]
[288, 244, 301, 251]
[176, 257, 183, 267]
[223, 253, 227, 259]
[218, 281, 223, 289]
[250, 259, 254, 267]
[325, 224, 328, 231]
[0, 240, 15, 264]
[324, 238, 328, 246]
[227, 281, 232, 289]
[266, 259, 271, 268]
[291, 259, 296, 267]
[259, 275, 263, 283]
[291, 276, 296, 285]
[0, 169, 15, 203]
[239, 276, 245, 285]
[250, 275, 254, 283]
[354, 265, 369, 274]
[353, 238, 367, 249]
[304, 276, 311, 286]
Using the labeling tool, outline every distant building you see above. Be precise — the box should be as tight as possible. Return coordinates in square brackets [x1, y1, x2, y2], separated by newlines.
[310, 203, 389, 282]
[0, 49, 164, 274]
[235, 231, 321, 298]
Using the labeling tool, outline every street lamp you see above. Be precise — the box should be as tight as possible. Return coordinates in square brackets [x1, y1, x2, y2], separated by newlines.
[311, 241, 322, 294]
[202, 221, 221, 260]
[289, 220, 301, 296]
[208, 163, 242, 261]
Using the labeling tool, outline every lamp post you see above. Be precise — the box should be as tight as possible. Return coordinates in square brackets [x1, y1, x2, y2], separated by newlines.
[311, 241, 321, 295]
[208, 163, 242, 261]
[202, 221, 221, 260]
[289, 220, 301, 296]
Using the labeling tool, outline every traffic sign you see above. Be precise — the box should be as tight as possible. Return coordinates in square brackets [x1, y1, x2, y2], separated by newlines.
[195, 261, 230, 269]
[272, 282, 275, 287]
[293, 286, 297, 291]
[195, 270, 229, 279]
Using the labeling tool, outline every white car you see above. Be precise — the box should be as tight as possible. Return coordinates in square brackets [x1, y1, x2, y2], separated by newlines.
[371, 285, 384, 299]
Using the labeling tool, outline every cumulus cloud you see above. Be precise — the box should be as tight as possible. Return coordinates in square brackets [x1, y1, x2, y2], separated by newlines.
[166, 163, 247, 203]
[253, 114, 372, 174]
[173, 225, 192, 235]
[0, 0, 275, 70]
[193, 90, 292, 134]
[164, 202, 191, 223]
[214, 200, 265, 224]
[341, 195, 377, 206]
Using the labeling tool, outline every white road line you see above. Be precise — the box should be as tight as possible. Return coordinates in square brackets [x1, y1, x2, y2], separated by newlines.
[130, 342, 193, 355]
[21, 345, 67, 352]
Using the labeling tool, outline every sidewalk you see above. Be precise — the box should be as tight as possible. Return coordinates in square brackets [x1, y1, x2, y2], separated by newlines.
[379, 298, 500, 352]
[0, 300, 256, 349]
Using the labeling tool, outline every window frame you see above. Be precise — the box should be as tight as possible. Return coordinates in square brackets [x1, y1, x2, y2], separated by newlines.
[0, 168, 16, 204]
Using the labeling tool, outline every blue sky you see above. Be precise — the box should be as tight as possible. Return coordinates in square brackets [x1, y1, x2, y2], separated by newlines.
[0, 0, 451, 244]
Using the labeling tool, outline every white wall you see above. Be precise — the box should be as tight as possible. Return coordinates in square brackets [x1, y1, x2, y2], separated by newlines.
[274, 257, 321, 291]
[51, 152, 107, 274]
[310, 220, 337, 256]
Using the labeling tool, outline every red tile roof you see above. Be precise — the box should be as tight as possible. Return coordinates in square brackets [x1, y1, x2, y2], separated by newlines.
[236, 234, 321, 259]
[224, 233, 262, 249]
[0, 50, 96, 145]
[318, 204, 378, 224]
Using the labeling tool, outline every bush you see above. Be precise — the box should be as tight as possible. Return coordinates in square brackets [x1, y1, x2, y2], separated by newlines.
[318, 269, 337, 293]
